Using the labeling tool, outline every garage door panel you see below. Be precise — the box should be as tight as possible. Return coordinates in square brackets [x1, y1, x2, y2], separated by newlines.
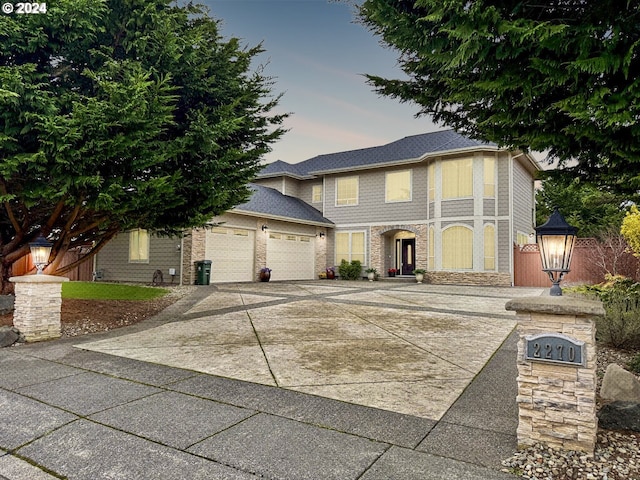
[267, 233, 315, 281]
[206, 228, 254, 283]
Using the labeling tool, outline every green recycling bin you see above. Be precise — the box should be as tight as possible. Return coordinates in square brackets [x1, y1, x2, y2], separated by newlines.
[195, 260, 212, 285]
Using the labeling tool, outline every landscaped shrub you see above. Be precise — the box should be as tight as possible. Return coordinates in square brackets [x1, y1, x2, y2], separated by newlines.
[338, 260, 362, 280]
[571, 275, 640, 349]
[628, 353, 640, 375]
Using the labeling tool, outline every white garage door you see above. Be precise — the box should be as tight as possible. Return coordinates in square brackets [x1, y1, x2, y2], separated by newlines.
[266, 233, 315, 281]
[205, 227, 254, 283]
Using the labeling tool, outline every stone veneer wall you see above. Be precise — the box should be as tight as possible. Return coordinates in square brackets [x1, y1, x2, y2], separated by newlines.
[426, 271, 511, 287]
[255, 219, 267, 280]
[507, 296, 604, 454]
[10, 275, 69, 342]
[370, 224, 427, 273]
[181, 228, 206, 285]
[315, 228, 328, 276]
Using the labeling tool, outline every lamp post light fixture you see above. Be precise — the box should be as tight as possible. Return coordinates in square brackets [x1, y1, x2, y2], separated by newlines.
[535, 208, 577, 296]
[28, 235, 53, 275]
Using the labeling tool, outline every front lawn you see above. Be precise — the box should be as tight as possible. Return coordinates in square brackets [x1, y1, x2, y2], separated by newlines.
[61, 282, 168, 300]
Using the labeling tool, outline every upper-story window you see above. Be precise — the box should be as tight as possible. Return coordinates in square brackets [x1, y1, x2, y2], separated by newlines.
[385, 169, 412, 203]
[428, 163, 435, 201]
[484, 157, 495, 197]
[312, 184, 322, 203]
[336, 176, 359, 206]
[442, 158, 473, 199]
[129, 228, 149, 263]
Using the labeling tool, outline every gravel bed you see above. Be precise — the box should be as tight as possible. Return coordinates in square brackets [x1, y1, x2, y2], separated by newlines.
[502, 345, 640, 479]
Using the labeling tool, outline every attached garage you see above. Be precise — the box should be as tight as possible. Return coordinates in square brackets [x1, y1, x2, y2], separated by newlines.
[266, 232, 316, 281]
[205, 227, 255, 283]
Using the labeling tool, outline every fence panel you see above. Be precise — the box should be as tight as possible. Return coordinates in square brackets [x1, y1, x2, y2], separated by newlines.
[514, 239, 639, 287]
[11, 248, 93, 281]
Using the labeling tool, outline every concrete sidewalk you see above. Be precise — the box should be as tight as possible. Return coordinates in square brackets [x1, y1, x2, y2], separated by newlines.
[0, 282, 542, 479]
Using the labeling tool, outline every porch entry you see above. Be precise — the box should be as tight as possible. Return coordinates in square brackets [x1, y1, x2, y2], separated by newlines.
[395, 238, 416, 275]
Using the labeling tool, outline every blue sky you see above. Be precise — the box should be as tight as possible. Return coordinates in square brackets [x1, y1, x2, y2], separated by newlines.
[203, 0, 443, 164]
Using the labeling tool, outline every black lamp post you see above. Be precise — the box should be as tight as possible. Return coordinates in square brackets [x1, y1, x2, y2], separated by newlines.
[535, 208, 577, 296]
[28, 235, 53, 275]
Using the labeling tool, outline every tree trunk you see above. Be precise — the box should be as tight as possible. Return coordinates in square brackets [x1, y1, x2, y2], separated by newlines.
[0, 261, 15, 295]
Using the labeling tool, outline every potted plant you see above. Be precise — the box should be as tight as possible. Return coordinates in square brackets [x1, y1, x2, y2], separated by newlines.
[326, 267, 336, 280]
[365, 267, 377, 282]
[259, 267, 272, 282]
[388, 268, 397, 277]
[412, 268, 426, 284]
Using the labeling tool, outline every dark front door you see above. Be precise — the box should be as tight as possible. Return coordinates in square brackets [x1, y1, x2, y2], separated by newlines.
[401, 238, 416, 275]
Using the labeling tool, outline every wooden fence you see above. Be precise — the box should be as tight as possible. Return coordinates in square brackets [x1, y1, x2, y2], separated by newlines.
[11, 248, 93, 281]
[513, 238, 640, 287]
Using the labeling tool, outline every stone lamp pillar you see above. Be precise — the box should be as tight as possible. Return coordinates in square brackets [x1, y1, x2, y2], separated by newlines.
[505, 295, 604, 454]
[10, 274, 69, 342]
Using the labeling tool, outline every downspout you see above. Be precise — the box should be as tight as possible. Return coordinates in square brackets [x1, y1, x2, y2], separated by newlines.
[509, 153, 515, 286]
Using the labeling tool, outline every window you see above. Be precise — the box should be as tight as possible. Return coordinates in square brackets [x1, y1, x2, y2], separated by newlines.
[442, 158, 473, 199]
[336, 231, 365, 263]
[517, 231, 531, 245]
[129, 229, 149, 263]
[484, 157, 495, 197]
[428, 163, 435, 201]
[428, 226, 435, 270]
[336, 176, 358, 206]
[385, 170, 412, 202]
[442, 226, 473, 269]
[312, 185, 323, 203]
[484, 225, 496, 270]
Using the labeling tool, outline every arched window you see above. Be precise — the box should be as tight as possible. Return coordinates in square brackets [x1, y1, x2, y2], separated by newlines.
[484, 225, 496, 270]
[442, 226, 473, 269]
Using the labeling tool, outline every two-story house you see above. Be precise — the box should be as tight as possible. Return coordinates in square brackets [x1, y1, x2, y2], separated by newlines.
[94, 130, 539, 286]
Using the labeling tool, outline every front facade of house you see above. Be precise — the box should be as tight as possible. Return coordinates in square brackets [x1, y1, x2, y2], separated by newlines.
[95, 130, 538, 286]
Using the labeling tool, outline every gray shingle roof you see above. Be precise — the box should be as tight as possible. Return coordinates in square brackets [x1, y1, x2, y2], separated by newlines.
[233, 184, 333, 227]
[259, 129, 496, 178]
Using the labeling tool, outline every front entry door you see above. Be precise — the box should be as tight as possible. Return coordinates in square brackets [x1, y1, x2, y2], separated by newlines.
[401, 239, 416, 275]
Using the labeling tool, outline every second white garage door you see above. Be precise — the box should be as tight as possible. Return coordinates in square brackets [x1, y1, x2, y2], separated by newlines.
[266, 233, 315, 281]
[205, 227, 255, 283]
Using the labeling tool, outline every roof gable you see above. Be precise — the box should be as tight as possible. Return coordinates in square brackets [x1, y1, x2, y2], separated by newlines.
[233, 184, 333, 227]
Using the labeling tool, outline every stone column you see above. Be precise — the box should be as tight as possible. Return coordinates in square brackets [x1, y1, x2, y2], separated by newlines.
[505, 296, 604, 454]
[10, 275, 69, 342]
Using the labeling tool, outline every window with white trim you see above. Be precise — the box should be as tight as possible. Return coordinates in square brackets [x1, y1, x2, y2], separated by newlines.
[428, 163, 435, 201]
[484, 157, 495, 197]
[484, 225, 496, 270]
[312, 185, 322, 203]
[442, 158, 473, 199]
[129, 229, 149, 263]
[336, 231, 365, 264]
[336, 176, 359, 206]
[385, 169, 412, 202]
[428, 226, 435, 270]
[442, 226, 473, 269]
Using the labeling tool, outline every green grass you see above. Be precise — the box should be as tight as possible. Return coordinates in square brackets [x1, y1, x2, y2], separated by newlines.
[61, 282, 169, 301]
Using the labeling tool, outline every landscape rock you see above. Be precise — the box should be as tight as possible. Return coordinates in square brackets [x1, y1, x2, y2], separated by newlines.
[601, 363, 640, 402]
[598, 401, 640, 432]
[0, 326, 19, 347]
[0, 295, 14, 315]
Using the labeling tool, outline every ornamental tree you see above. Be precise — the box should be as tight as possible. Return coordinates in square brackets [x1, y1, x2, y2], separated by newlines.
[0, 0, 286, 292]
[358, 0, 640, 194]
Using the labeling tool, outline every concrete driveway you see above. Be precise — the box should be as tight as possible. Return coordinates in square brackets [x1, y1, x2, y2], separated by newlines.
[79, 281, 543, 420]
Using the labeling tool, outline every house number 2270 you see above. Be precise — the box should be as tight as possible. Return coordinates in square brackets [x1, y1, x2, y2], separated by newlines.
[525, 334, 585, 367]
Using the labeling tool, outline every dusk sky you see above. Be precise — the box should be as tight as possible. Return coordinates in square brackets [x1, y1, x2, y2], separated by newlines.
[204, 0, 444, 164]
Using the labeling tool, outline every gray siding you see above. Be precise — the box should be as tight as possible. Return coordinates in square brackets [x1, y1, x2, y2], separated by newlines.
[497, 155, 511, 217]
[483, 198, 496, 216]
[441, 199, 474, 218]
[297, 182, 321, 208]
[253, 177, 283, 192]
[323, 166, 428, 225]
[498, 219, 511, 273]
[512, 159, 535, 236]
[282, 177, 301, 198]
[95, 233, 182, 283]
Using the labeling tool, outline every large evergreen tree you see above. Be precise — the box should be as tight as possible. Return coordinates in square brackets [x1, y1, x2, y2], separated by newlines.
[358, 0, 640, 194]
[0, 0, 286, 291]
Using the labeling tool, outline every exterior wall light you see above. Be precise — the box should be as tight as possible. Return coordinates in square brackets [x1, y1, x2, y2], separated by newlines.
[317, 232, 325, 239]
[535, 208, 577, 296]
[261, 225, 268, 232]
[29, 235, 53, 275]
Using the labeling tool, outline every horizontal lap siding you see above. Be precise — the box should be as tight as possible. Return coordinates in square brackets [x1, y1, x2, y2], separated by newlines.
[441, 199, 474, 218]
[95, 234, 182, 283]
[324, 167, 428, 225]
